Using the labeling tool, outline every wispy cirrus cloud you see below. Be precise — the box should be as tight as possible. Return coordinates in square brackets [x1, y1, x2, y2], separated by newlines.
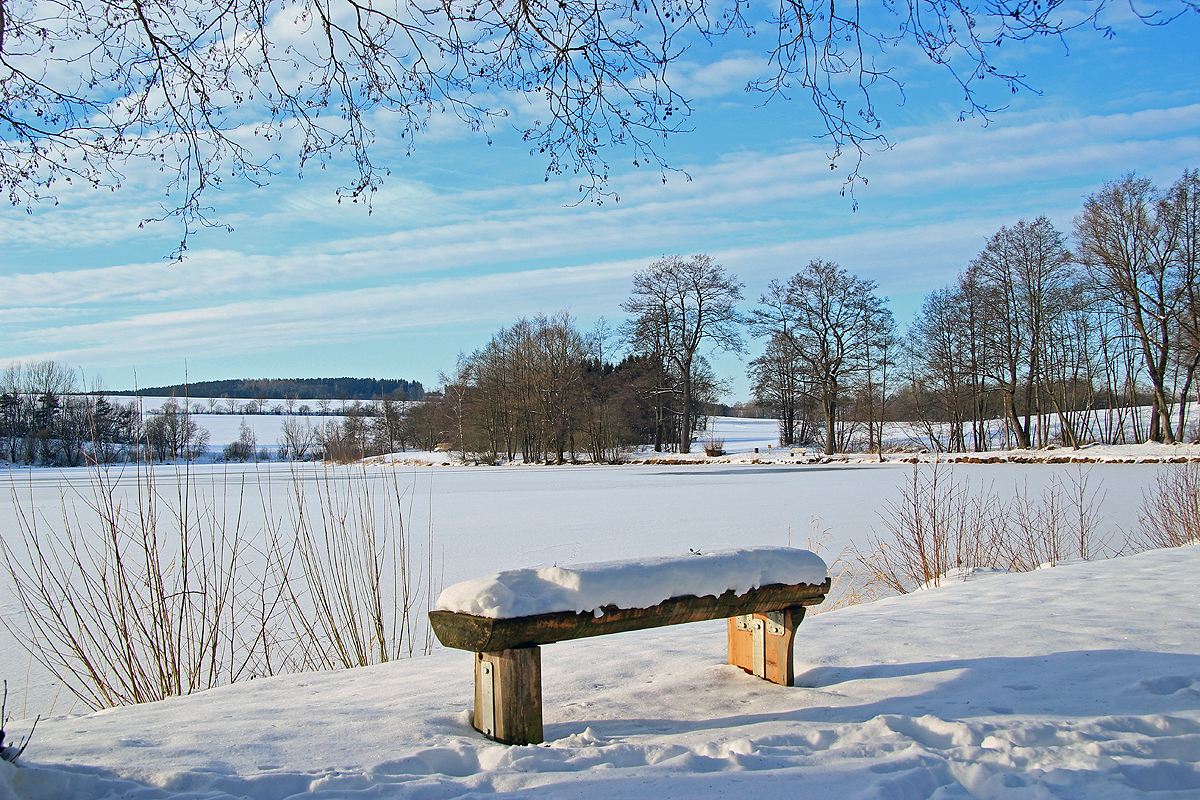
[4, 93, 1198, 392]
[8, 259, 642, 363]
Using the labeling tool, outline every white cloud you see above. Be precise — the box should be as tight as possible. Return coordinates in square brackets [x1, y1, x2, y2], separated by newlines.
[668, 54, 768, 98]
[9, 259, 642, 364]
[6, 94, 1199, 385]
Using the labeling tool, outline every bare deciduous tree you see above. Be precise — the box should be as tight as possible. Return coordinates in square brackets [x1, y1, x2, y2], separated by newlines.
[906, 283, 977, 452]
[749, 333, 815, 447]
[750, 259, 891, 455]
[1162, 170, 1200, 439]
[971, 216, 1079, 448]
[622, 255, 743, 454]
[144, 398, 210, 461]
[279, 416, 317, 460]
[1076, 174, 1184, 443]
[455, 312, 590, 463]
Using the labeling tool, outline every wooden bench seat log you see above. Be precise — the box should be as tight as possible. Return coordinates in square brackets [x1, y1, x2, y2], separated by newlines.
[429, 578, 830, 745]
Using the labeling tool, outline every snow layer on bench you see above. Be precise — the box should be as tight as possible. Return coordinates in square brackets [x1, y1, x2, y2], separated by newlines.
[435, 546, 828, 618]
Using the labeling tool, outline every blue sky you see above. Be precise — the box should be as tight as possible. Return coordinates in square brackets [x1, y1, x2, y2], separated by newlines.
[2, 4, 1198, 400]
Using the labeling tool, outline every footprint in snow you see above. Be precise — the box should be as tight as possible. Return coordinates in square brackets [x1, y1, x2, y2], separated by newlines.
[1136, 676, 1198, 696]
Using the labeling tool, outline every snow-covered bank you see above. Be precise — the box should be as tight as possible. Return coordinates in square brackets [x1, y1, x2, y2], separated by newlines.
[4, 546, 1198, 799]
[379, 441, 1200, 467]
[13, 410, 1199, 468]
[0, 459, 1179, 721]
[380, 416, 1200, 466]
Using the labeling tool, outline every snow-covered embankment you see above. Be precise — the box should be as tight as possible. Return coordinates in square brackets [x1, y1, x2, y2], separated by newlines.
[3, 544, 1198, 798]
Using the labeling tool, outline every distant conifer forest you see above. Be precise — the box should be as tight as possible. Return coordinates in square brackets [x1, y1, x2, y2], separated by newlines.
[109, 378, 425, 401]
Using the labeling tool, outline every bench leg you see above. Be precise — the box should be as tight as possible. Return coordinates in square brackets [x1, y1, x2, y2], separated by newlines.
[727, 608, 804, 686]
[474, 646, 543, 745]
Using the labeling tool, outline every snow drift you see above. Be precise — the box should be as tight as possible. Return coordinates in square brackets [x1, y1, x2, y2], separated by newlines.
[2, 544, 1198, 798]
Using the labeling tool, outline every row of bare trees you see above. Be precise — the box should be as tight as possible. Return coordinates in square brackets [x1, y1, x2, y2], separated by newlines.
[216, 396, 435, 463]
[366, 170, 1199, 459]
[0, 372, 218, 466]
[906, 170, 1200, 451]
[430, 254, 900, 460]
[417, 253, 760, 462]
[425, 312, 710, 463]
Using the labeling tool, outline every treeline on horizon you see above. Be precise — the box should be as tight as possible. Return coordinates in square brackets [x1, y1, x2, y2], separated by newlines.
[109, 377, 425, 402]
[5, 169, 1199, 466]
[416, 169, 1200, 460]
[0, 360, 426, 465]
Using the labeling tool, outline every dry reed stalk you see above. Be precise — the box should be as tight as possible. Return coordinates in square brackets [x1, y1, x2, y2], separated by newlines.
[2, 459, 437, 711]
[813, 544, 895, 612]
[0, 460, 263, 709]
[802, 516, 891, 613]
[1003, 470, 1108, 570]
[276, 463, 429, 670]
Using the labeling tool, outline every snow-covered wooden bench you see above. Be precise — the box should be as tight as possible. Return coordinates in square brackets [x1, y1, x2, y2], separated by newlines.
[428, 547, 830, 745]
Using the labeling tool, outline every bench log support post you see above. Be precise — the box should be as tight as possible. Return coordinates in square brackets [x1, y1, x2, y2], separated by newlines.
[727, 607, 804, 686]
[474, 646, 543, 745]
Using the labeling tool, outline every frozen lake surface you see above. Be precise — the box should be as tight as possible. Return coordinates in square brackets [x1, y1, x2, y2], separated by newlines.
[0, 456, 1173, 719]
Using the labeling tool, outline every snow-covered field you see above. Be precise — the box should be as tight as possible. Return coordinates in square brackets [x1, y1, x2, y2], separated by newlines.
[87, 405, 1200, 465]
[2, 414, 1197, 797]
[2, 543, 1197, 799]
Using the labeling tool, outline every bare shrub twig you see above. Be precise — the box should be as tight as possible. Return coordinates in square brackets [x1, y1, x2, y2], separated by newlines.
[840, 463, 1108, 599]
[1135, 462, 1200, 549]
[1, 459, 435, 711]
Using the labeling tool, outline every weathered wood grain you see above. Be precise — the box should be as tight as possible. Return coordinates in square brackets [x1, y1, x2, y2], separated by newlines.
[475, 647, 543, 745]
[727, 608, 803, 686]
[430, 579, 830, 652]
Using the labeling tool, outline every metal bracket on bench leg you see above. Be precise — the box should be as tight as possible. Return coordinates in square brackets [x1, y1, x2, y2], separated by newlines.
[478, 658, 496, 739]
[735, 614, 766, 677]
[474, 647, 543, 746]
[728, 608, 804, 686]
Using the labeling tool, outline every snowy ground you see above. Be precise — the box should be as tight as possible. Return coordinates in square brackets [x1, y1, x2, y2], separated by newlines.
[2, 414, 1197, 797]
[0, 457, 1179, 715]
[2, 544, 1197, 799]
[80, 406, 1200, 465]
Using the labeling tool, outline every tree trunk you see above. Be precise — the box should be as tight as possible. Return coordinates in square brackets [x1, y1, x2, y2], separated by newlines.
[823, 395, 837, 455]
[1005, 391, 1031, 449]
[679, 372, 693, 454]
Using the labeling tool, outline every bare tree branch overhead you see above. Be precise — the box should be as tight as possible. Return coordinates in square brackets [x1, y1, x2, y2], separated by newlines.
[1, 0, 1196, 252]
